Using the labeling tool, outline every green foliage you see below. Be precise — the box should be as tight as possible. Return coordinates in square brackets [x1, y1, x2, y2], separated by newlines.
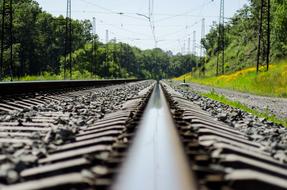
[175, 0, 287, 100]
[3, 70, 100, 81]
[0, 0, 200, 80]
[176, 60, 287, 98]
[0, 0, 92, 79]
[201, 0, 287, 75]
[64, 41, 198, 79]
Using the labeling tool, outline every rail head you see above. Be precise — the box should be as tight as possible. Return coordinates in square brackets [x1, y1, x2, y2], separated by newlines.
[113, 82, 197, 190]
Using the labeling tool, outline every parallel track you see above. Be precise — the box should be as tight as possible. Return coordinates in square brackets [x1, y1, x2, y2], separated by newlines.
[0, 80, 286, 190]
[0, 79, 141, 96]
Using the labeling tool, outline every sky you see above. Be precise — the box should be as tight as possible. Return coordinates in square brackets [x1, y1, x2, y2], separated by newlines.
[34, 0, 249, 54]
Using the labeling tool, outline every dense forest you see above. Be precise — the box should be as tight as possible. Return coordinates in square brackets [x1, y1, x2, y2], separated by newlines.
[201, 0, 287, 76]
[0, 0, 197, 80]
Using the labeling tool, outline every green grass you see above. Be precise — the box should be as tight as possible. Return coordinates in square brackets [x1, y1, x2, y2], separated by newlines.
[202, 90, 287, 127]
[2, 69, 138, 82]
[175, 60, 287, 98]
[2, 70, 101, 82]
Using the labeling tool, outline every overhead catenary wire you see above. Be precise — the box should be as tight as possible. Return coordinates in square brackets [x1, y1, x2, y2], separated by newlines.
[154, 0, 214, 23]
[78, 0, 145, 21]
[160, 19, 201, 39]
[39, 0, 246, 55]
[45, 9, 222, 19]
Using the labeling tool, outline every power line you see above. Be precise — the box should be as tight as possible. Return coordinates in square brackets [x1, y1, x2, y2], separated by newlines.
[105, 22, 152, 38]
[46, 9, 221, 19]
[160, 19, 201, 39]
[78, 0, 145, 21]
[154, 0, 214, 23]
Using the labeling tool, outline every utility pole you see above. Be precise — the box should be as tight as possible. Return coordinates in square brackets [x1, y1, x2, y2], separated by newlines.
[91, 17, 96, 77]
[200, 18, 206, 76]
[216, 0, 224, 75]
[187, 36, 191, 54]
[65, 0, 72, 79]
[217, 0, 225, 75]
[256, 0, 271, 73]
[112, 37, 116, 74]
[192, 30, 197, 74]
[266, 0, 270, 71]
[119, 42, 123, 77]
[256, 0, 264, 73]
[200, 18, 205, 58]
[0, 0, 13, 81]
[105, 29, 109, 78]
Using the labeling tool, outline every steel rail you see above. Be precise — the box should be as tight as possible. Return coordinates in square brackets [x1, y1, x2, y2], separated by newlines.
[112, 82, 197, 190]
[0, 79, 141, 96]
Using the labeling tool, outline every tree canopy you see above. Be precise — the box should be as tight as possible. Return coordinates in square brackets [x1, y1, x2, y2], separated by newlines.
[201, 0, 287, 76]
[0, 0, 198, 80]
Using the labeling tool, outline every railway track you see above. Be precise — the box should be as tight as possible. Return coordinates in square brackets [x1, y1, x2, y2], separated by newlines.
[0, 80, 286, 190]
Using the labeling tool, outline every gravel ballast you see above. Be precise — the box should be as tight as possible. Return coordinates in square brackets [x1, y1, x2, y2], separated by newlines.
[172, 81, 287, 119]
[167, 80, 287, 164]
[0, 80, 154, 185]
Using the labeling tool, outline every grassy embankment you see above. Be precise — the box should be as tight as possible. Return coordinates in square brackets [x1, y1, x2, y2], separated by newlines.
[175, 60, 287, 127]
[2, 71, 103, 81]
[202, 90, 287, 127]
[175, 60, 287, 98]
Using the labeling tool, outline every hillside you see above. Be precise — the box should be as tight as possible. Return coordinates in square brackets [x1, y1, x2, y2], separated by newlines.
[198, 0, 287, 76]
[175, 60, 287, 98]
